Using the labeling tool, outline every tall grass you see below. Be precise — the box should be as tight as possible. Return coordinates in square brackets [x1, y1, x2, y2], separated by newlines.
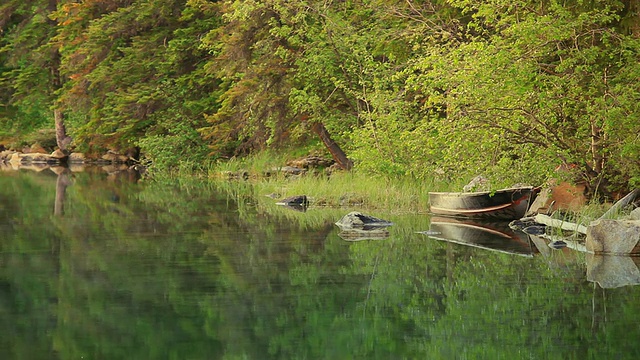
[203, 152, 438, 214]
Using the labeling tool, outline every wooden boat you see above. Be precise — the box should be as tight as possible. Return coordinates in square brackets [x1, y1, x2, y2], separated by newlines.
[429, 186, 537, 220]
[423, 217, 536, 257]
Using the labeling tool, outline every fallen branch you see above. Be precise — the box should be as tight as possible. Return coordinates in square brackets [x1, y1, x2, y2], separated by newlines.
[534, 214, 588, 234]
[598, 188, 640, 220]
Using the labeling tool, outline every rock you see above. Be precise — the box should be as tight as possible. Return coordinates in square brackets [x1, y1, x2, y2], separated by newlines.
[527, 181, 587, 215]
[221, 170, 249, 180]
[335, 211, 393, 230]
[276, 195, 309, 207]
[50, 149, 67, 159]
[0, 150, 16, 162]
[586, 219, 640, 255]
[630, 207, 640, 221]
[463, 175, 490, 192]
[587, 254, 640, 288]
[287, 156, 334, 169]
[29, 143, 49, 154]
[523, 225, 546, 235]
[9, 152, 22, 166]
[526, 186, 552, 215]
[101, 151, 129, 163]
[19, 153, 58, 164]
[509, 217, 538, 231]
[276, 166, 305, 176]
[549, 240, 567, 249]
[68, 152, 85, 163]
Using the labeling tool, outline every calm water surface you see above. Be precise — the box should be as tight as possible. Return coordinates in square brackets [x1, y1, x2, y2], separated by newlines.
[1, 167, 640, 359]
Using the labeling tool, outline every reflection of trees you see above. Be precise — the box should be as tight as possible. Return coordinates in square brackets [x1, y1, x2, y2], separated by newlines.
[4, 172, 640, 358]
[53, 168, 72, 216]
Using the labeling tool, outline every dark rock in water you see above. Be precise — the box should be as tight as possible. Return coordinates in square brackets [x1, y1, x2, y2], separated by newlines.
[335, 211, 393, 230]
[523, 225, 546, 235]
[549, 240, 567, 249]
[276, 195, 309, 207]
[509, 217, 538, 231]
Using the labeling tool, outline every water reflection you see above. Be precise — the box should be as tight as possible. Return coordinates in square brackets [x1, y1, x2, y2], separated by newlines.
[587, 254, 640, 288]
[2, 169, 640, 358]
[423, 217, 537, 257]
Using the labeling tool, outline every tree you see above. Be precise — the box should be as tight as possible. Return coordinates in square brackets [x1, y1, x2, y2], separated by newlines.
[0, 0, 62, 145]
[51, 0, 219, 163]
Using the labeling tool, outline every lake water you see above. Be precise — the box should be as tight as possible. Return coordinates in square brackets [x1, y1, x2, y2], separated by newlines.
[1, 167, 640, 359]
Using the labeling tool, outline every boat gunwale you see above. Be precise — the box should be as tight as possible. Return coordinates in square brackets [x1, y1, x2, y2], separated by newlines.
[428, 186, 535, 197]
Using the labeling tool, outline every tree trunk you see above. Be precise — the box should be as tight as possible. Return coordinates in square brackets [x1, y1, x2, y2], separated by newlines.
[310, 122, 353, 170]
[55, 109, 72, 151]
[48, 0, 72, 151]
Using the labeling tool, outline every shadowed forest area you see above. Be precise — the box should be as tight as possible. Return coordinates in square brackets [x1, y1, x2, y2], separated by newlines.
[1, 0, 639, 197]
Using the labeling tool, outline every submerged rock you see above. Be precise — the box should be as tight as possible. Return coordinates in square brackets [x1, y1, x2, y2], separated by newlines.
[335, 211, 393, 230]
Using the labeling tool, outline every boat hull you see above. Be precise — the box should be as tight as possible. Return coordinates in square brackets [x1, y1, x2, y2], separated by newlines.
[429, 187, 535, 220]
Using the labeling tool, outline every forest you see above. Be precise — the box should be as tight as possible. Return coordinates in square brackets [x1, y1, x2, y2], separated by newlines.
[1, 0, 639, 196]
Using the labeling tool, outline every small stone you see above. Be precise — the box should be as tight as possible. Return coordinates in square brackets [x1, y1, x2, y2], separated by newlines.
[549, 241, 567, 249]
[523, 225, 546, 235]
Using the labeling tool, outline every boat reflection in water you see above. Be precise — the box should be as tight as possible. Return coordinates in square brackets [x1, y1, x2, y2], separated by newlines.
[421, 216, 536, 257]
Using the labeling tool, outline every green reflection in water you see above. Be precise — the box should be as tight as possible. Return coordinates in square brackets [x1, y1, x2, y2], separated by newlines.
[1, 169, 640, 359]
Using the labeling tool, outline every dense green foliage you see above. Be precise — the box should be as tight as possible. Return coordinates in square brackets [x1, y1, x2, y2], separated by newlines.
[1, 1, 639, 192]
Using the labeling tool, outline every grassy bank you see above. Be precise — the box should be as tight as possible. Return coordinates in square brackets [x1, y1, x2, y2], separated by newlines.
[201, 152, 444, 214]
[153, 152, 636, 224]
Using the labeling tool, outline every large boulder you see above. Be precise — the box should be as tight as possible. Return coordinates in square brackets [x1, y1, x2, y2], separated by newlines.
[463, 175, 490, 192]
[586, 219, 640, 255]
[527, 181, 587, 215]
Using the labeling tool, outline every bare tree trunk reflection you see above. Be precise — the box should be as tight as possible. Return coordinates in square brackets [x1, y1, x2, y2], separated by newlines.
[54, 168, 72, 216]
